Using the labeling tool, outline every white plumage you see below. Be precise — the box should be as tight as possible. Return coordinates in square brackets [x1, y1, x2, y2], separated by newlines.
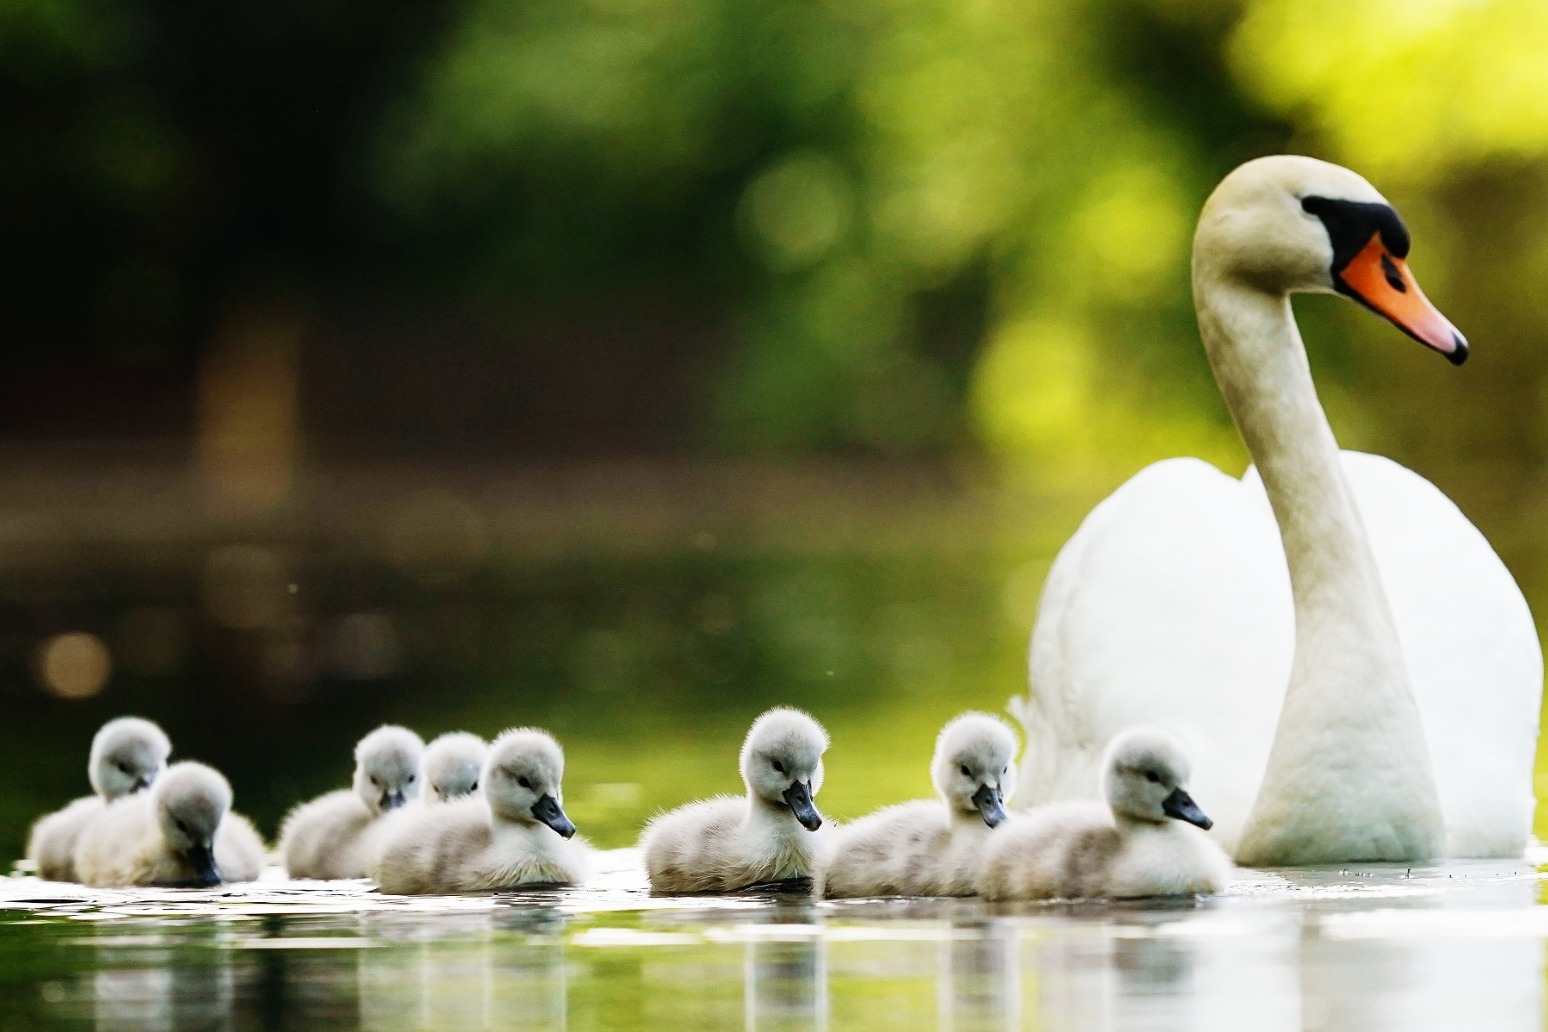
[641, 708, 829, 894]
[74, 761, 267, 887]
[1011, 156, 1541, 863]
[279, 725, 424, 879]
[421, 732, 488, 802]
[27, 716, 172, 882]
[371, 727, 589, 893]
[978, 729, 1232, 900]
[818, 712, 1017, 898]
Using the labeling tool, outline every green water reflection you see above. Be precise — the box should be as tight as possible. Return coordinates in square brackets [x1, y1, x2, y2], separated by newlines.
[1, 858, 1544, 1031]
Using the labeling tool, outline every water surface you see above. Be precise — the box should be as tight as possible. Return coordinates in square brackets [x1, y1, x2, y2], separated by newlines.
[3, 850, 1544, 1031]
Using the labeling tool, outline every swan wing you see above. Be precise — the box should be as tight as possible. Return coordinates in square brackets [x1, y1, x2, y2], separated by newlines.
[1015, 457, 1294, 852]
[1336, 451, 1542, 856]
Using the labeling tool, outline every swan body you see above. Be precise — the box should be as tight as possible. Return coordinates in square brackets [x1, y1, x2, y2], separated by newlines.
[280, 725, 424, 879]
[74, 761, 266, 887]
[979, 729, 1232, 900]
[1012, 156, 1541, 863]
[372, 728, 589, 893]
[818, 713, 1016, 898]
[641, 708, 829, 893]
[421, 732, 487, 802]
[27, 717, 172, 881]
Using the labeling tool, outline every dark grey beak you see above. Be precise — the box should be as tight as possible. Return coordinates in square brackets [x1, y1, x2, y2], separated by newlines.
[380, 790, 406, 812]
[184, 842, 221, 887]
[132, 776, 153, 793]
[782, 781, 822, 831]
[971, 783, 1007, 828]
[1162, 787, 1212, 830]
[531, 794, 576, 839]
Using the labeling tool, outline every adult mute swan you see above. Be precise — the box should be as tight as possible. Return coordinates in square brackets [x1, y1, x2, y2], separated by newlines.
[1010, 156, 1542, 865]
[978, 728, 1232, 900]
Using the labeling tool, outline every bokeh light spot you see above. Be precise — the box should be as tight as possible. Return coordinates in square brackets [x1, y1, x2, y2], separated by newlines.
[37, 632, 112, 699]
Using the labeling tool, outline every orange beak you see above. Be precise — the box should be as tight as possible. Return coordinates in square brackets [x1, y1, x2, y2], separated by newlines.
[1337, 233, 1468, 365]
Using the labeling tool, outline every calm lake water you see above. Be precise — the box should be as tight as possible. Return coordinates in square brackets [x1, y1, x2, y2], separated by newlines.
[2, 852, 1545, 1031]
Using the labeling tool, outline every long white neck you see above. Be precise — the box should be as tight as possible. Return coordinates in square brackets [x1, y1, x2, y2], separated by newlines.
[1195, 272, 1441, 863]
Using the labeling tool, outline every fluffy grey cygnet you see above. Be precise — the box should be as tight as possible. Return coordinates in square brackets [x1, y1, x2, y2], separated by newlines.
[279, 725, 424, 879]
[27, 716, 172, 882]
[977, 728, 1233, 900]
[371, 727, 589, 893]
[74, 761, 266, 887]
[818, 712, 1017, 898]
[421, 732, 488, 802]
[640, 707, 829, 894]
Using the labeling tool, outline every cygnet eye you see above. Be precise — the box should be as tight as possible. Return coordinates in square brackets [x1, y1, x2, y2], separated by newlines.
[370, 775, 382, 788]
[1144, 771, 1161, 784]
[116, 761, 132, 775]
[960, 764, 972, 778]
[469, 781, 478, 792]
[518, 776, 533, 790]
[406, 774, 416, 783]
[174, 818, 189, 834]
[771, 760, 785, 774]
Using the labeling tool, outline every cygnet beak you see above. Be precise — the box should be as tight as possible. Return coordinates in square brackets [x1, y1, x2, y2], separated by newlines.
[782, 781, 822, 831]
[531, 794, 577, 839]
[971, 783, 1007, 828]
[132, 775, 153, 793]
[183, 842, 221, 887]
[380, 790, 406, 812]
[1161, 787, 1213, 830]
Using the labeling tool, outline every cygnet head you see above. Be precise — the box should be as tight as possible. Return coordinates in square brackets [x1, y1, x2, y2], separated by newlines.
[351, 725, 424, 815]
[421, 731, 488, 802]
[739, 708, 828, 832]
[152, 761, 232, 887]
[930, 713, 1017, 828]
[482, 728, 575, 839]
[1195, 155, 1465, 364]
[1101, 729, 1212, 830]
[89, 716, 172, 800]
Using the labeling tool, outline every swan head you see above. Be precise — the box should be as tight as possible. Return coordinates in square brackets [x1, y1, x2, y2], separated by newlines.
[1195, 155, 1465, 364]
[739, 707, 828, 832]
[421, 732, 488, 802]
[483, 728, 576, 839]
[89, 716, 172, 800]
[1101, 728, 1212, 830]
[351, 725, 424, 815]
[152, 761, 232, 887]
[931, 712, 1017, 827]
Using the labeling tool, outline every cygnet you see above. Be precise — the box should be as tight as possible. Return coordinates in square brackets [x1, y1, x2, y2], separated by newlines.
[818, 712, 1016, 898]
[27, 716, 172, 882]
[976, 728, 1234, 900]
[279, 725, 424, 879]
[74, 761, 266, 887]
[371, 727, 589, 893]
[640, 707, 829, 893]
[421, 732, 488, 802]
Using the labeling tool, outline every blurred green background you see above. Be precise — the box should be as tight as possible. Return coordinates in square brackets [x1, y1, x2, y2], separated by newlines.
[4, 0, 1548, 857]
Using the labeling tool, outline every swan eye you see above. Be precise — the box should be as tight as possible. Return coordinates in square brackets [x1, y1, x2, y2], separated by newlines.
[1144, 771, 1161, 784]
[370, 776, 382, 788]
[116, 761, 132, 775]
[771, 760, 785, 774]
[960, 764, 972, 778]
[469, 781, 478, 792]
[518, 776, 533, 790]
[174, 819, 189, 835]
[406, 775, 416, 783]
